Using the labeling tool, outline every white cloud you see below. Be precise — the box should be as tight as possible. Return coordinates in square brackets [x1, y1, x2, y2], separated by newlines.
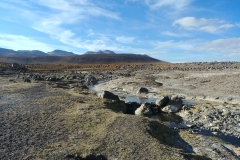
[236, 23, 240, 27]
[0, 0, 121, 53]
[199, 26, 218, 33]
[155, 40, 198, 51]
[222, 53, 240, 61]
[154, 38, 240, 55]
[21, 0, 122, 51]
[0, 34, 54, 52]
[32, 0, 120, 20]
[198, 38, 240, 53]
[161, 31, 191, 37]
[72, 38, 125, 51]
[145, 0, 192, 9]
[173, 17, 210, 28]
[87, 29, 95, 36]
[116, 36, 135, 43]
[219, 24, 235, 29]
[173, 17, 235, 33]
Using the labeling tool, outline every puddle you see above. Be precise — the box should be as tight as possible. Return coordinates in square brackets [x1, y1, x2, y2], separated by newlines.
[87, 86, 240, 147]
[123, 96, 200, 106]
[182, 99, 201, 106]
[124, 96, 240, 146]
[123, 96, 157, 103]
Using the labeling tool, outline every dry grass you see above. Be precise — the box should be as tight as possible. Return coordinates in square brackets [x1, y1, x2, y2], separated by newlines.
[0, 61, 174, 72]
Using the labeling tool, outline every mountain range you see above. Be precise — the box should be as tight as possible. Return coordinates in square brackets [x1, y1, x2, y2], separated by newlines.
[0, 48, 120, 56]
[0, 48, 76, 56]
[0, 47, 161, 64]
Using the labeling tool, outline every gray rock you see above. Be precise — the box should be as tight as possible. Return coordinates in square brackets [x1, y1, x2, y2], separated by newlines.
[101, 91, 120, 101]
[162, 105, 181, 113]
[156, 95, 183, 113]
[135, 103, 153, 115]
[161, 96, 183, 113]
[155, 96, 170, 108]
[85, 75, 98, 86]
[136, 87, 148, 94]
[24, 78, 31, 83]
[12, 62, 20, 68]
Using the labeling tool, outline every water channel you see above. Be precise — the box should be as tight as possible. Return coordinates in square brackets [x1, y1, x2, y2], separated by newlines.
[122, 95, 240, 147]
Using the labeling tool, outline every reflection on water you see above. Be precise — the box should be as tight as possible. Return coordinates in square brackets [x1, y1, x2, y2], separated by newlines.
[123, 96, 240, 146]
[123, 96, 157, 103]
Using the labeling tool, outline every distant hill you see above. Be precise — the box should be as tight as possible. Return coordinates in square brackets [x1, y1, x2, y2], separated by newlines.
[0, 54, 160, 64]
[47, 50, 75, 56]
[0, 47, 161, 64]
[0, 48, 76, 56]
[84, 50, 116, 54]
[17, 50, 48, 56]
[0, 48, 17, 56]
[0, 48, 48, 56]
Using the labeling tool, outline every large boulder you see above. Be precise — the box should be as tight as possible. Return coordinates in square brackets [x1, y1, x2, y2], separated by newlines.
[24, 78, 31, 83]
[12, 62, 20, 68]
[125, 102, 141, 114]
[101, 91, 120, 101]
[161, 95, 183, 113]
[135, 103, 153, 116]
[136, 87, 148, 94]
[155, 96, 170, 108]
[162, 105, 181, 113]
[85, 75, 98, 86]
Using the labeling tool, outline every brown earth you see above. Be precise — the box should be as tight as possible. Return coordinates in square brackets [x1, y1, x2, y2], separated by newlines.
[1, 62, 240, 159]
[0, 75, 205, 160]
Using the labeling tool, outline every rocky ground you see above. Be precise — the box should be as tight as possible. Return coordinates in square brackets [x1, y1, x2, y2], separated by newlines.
[1, 62, 240, 159]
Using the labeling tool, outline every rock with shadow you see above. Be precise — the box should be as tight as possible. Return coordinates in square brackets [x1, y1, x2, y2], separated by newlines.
[135, 102, 158, 116]
[85, 75, 98, 86]
[101, 91, 120, 101]
[125, 102, 141, 114]
[157, 95, 183, 113]
[136, 87, 148, 94]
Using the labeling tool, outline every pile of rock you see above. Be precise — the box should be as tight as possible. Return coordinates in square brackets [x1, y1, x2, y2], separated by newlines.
[135, 95, 184, 115]
[85, 75, 98, 86]
[100, 90, 185, 116]
[157, 95, 183, 113]
[179, 104, 240, 138]
[135, 102, 158, 116]
[11, 62, 28, 72]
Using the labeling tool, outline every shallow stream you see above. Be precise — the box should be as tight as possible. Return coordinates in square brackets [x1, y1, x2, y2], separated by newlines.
[89, 85, 240, 147]
[122, 95, 240, 147]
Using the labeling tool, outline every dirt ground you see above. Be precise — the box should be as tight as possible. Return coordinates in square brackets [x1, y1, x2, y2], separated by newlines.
[1, 62, 240, 159]
[0, 75, 198, 159]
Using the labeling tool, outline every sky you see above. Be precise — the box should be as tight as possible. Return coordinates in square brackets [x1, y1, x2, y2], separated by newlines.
[0, 0, 240, 62]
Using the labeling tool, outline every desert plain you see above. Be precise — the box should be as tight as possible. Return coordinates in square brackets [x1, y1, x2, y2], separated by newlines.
[1, 61, 240, 160]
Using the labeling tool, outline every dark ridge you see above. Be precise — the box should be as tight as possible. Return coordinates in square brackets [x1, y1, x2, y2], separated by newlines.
[0, 54, 160, 64]
[0, 47, 17, 56]
[17, 50, 49, 56]
[0, 47, 48, 56]
[47, 49, 75, 56]
[84, 50, 116, 54]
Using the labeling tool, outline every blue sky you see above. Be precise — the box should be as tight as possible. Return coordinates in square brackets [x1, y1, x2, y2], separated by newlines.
[0, 0, 240, 62]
